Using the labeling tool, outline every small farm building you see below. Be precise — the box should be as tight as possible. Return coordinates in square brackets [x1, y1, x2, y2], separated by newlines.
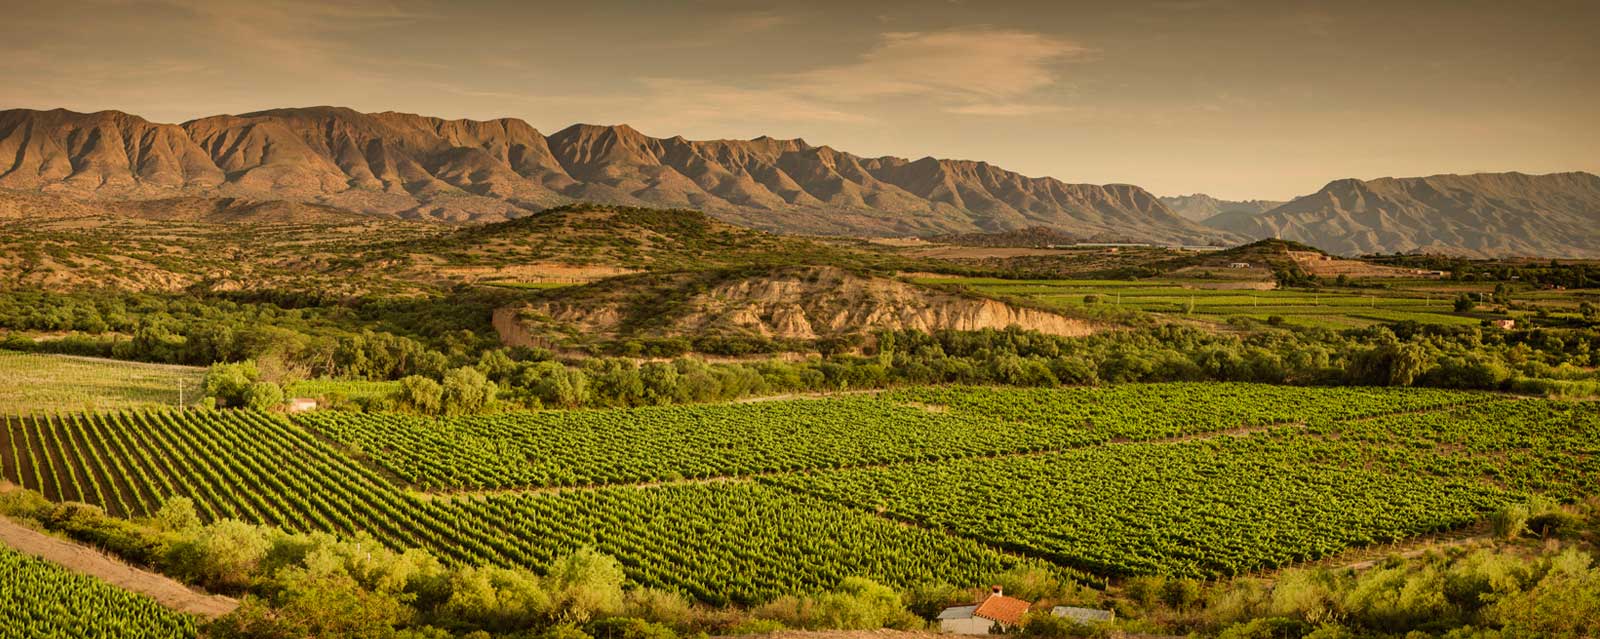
[287, 398, 319, 412]
[1229, 262, 1251, 269]
[938, 586, 1032, 635]
[1492, 319, 1516, 330]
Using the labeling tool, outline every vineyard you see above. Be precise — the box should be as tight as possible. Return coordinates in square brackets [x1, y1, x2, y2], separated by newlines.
[766, 432, 1507, 577]
[0, 546, 198, 639]
[2, 384, 1597, 605]
[0, 409, 1041, 604]
[291, 384, 1491, 490]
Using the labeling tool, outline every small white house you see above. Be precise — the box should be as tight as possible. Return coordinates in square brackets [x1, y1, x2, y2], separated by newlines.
[286, 397, 319, 413]
[1052, 606, 1115, 625]
[938, 586, 1031, 635]
[1229, 262, 1251, 269]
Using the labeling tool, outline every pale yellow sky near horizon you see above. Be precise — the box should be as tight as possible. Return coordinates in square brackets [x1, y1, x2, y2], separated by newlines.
[2, 0, 1595, 200]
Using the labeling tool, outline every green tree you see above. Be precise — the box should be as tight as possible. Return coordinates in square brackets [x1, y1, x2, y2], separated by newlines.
[245, 381, 284, 411]
[396, 375, 445, 415]
[442, 367, 497, 415]
[202, 361, 262, 408]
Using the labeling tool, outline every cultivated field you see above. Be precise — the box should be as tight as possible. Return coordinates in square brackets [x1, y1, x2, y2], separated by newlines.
[3, 383, 1596, 606]
[0, 350, 204, 413]
[0, 544, 199, 638]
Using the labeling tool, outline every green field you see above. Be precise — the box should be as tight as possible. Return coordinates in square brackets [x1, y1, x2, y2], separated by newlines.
[3, 383, 1596, 606]
[293, 384, 1489, 490]
[916, 277, 1494, 329]
[0, 545, 198, 639]
[0, 350, 204, 413]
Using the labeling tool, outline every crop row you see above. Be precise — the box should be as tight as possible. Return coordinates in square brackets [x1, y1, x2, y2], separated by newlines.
[0, 409, 1041, 604]
[292, 383, 1493, 491]
[0, 546, 197, 639]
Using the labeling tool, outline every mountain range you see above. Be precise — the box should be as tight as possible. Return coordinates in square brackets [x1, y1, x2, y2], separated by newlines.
[0, 106, 1226, 243]
[4, 106, 1597, 257]
[1158, 194, 1284, 223]
[1208, 172, 1600, 258]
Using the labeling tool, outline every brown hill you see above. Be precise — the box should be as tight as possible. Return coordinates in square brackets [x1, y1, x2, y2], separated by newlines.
[498, 266, 1098, 347]
[0, 107, 1226, 243]
[1211, 172, 1600, 258]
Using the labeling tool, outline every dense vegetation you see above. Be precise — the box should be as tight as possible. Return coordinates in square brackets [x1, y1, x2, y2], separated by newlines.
[771, 433, 1507, 578]
[0, 408, 1042, 604]
[295, 384, 1487, 490]
[0, 545, 198, 639]
[1, 383, 1599, 637]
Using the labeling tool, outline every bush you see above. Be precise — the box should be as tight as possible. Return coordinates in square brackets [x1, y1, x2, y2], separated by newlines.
[164, 519, 272, 591]
[245, 381, 284, 411]
[1491, 504, 1532, 541]
[153, 497, 201, 532]
[1160, 578, 1202, 610]
[545, 548, 626, 624]
[442, 367, 497, 415]
[396, 375, 444, 415]
[756, 577, 919, 630]
[203, 361, 262, 408]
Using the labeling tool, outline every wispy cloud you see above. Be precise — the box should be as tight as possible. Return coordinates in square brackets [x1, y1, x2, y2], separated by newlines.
[945, 103, 1067, 116]
[790, 28, 1084, 101]
[626, 27, 1085, 125]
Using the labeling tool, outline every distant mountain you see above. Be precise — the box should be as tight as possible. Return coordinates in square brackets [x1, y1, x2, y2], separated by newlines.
[0, 107, 1229, 243]
[1207, 172, 1600, 258]
[1159, 193, 1284, 222]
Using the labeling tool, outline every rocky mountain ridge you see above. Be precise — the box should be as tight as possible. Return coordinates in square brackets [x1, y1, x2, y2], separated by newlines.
[1210, 172, 1600, 257]
[0, 106, 1224, 242]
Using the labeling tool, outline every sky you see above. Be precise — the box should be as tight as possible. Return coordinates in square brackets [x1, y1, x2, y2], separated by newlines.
[2, 0, 1595, 200]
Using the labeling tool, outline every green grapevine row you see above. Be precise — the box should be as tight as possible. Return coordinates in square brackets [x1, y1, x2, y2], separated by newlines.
[292, 383, 1493, 491]
[0, 546, 197, 639]
[0, 409, 1039, 603]
[765, 432, 1515, 578]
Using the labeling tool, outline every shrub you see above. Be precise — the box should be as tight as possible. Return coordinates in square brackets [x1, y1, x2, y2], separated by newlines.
[245, 381, 284, 411]
[153, 497, 201, 532]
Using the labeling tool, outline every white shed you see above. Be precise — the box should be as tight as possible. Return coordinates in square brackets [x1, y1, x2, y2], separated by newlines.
[937, 586, 1031, 635]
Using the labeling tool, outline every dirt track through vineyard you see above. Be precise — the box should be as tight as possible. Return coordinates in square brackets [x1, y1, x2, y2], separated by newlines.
[0, 514, 238, 619]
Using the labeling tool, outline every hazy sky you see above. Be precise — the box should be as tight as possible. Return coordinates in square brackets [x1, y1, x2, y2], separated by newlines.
[3, 0, 1595, 199]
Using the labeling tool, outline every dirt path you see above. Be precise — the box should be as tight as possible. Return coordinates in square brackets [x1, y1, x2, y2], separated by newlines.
[0, 515, 238, 619]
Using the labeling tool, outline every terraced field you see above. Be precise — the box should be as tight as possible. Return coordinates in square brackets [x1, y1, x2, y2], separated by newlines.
[2, 383, 1596, 605]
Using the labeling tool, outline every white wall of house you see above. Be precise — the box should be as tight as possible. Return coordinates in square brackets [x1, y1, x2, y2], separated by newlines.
[940, 617, 997, 635]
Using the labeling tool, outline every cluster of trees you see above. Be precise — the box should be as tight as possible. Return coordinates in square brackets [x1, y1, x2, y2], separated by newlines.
[340, 323, 1600, 413]
[10, 288, 1600, 414]
[0, 290, 499, 380]
[1372, 255, 1600, 289]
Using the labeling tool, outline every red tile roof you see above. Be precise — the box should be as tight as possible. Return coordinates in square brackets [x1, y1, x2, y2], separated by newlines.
[973, 593, 1031, 626]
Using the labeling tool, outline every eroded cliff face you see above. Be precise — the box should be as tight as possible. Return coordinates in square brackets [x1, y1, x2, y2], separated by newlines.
[496, 267, 1096, 347]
